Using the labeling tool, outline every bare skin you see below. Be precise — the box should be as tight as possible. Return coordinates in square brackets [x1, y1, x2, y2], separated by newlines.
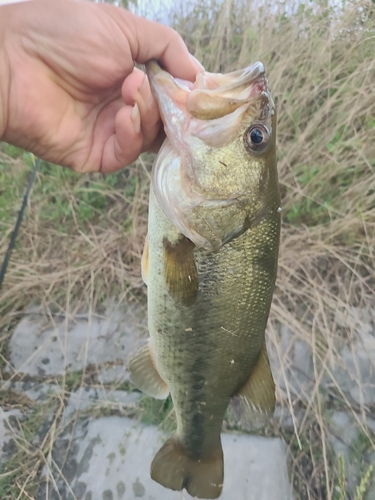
[0, 0, 203, 173]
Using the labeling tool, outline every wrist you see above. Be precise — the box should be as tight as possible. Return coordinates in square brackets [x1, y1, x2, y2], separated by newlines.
[0, 9, 11, 141]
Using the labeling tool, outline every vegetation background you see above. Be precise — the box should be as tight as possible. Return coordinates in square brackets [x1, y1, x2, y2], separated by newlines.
[0, 0, 375, 498]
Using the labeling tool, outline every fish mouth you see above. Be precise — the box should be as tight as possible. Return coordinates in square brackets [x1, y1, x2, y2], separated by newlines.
[146, 60, 275, 250]
[146, 60, 271, 121]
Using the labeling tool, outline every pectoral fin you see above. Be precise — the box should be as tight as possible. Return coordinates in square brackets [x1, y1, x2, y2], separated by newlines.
[230, 344, 275, 430]
[163, 236, 198, 307]
[129, 343, 169, 400]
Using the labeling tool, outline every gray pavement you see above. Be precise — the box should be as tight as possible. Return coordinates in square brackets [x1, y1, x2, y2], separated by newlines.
[1, 306, 294, 499]
[37, 416, 291, 500]
[3, 304, 374, 498]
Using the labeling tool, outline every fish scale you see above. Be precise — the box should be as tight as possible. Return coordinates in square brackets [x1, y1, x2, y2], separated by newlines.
[129, 60, 280, 499]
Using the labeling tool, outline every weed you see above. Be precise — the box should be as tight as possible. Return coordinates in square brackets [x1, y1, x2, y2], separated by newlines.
[136, 395, 176, 432]
[0, 398, 61, 499]
[64, 370, 84, 392]
[355, 465, 373, 500]
[334, 456, 374, 500]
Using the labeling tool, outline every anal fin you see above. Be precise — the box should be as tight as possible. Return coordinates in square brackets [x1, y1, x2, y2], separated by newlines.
[129, 343, 169, 400]
[230, 343, 275, 430]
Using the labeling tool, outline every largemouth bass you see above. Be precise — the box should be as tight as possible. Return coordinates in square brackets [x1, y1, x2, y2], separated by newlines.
[129, 60, 280, 499]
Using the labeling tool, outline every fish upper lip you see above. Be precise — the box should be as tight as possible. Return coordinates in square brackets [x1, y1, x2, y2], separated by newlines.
[146, 60, 268, 96]
[146, 59, 271, 124]
[146, 59, 264, 80]
[204, 61, 266, 94]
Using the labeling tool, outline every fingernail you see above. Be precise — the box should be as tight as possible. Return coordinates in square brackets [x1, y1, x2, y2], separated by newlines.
[131, 103, 141, 134]
[138, 74, 154, 108]
[189, 53, 205, 73]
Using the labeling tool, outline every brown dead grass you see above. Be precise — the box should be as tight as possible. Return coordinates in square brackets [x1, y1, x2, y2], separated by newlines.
[0, 159, 150, 328]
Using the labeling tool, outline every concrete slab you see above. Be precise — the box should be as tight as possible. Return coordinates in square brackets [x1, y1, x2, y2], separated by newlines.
[6, 381, 61, 401]
[98, 365, 130, 385]
[63, 387, 141, 420]
[37, 416, 292, 500]
[9, 304, 146, 377]
[0, 408, 22, 466]
[331, 307, 375, 404]
[267, 326, 315, 402]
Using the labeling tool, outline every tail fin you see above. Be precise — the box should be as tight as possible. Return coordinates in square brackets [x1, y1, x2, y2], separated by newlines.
[151, 437, 223, 499]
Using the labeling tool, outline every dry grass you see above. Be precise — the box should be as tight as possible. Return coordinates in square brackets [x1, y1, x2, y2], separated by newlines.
[0, 157, 151, 328]
[1, 0, 375, 499]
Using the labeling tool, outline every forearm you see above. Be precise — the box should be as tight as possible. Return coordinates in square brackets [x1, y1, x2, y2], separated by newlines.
[0, 9, 11, 141]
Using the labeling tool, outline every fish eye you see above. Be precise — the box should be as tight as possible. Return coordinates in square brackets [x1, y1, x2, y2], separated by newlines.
[245, 124, 270, 152]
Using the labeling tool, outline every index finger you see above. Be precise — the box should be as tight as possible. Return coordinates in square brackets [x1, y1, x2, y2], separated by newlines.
[100, 6, 204, 81]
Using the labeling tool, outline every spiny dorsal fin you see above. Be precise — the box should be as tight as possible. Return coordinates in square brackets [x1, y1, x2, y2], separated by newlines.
[128, 343, 169, 400]
[230, 343, 275, 430]
[163, 236, 198, 307]
[151, 437, 223, 499]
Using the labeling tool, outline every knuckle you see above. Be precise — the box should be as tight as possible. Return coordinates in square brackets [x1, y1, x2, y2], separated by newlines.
[167, 27, 182, 44]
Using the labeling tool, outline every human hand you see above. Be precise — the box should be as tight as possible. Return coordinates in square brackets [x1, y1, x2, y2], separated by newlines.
[0, 0, 203, 172]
